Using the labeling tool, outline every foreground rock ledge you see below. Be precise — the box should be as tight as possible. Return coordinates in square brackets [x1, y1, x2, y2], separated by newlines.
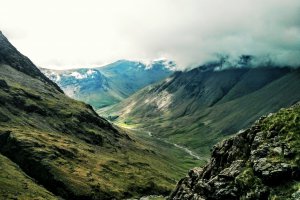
[169, 103, 300, 200]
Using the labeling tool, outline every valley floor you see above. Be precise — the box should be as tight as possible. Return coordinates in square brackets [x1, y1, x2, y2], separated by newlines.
[116, 122, 209, 161]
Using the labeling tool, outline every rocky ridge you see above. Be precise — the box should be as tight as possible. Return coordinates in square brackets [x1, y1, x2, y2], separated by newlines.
[169, 102, 300, 200]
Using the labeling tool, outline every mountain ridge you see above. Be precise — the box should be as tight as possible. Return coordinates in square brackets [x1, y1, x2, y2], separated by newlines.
[103, 65, 300, 156]
[0, 31, 195, 199]
[41, 59, 175, 109]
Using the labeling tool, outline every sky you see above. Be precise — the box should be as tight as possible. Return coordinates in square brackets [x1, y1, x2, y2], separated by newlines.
[1, 0, 300, 70]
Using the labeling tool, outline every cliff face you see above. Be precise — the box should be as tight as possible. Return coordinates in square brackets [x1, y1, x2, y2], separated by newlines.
[169, 103, 300, 200]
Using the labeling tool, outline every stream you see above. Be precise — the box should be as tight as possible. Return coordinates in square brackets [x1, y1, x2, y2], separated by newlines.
[146, 131, 202, 160]
[122, 128, 204, 200]
[120, 125, 205, 160]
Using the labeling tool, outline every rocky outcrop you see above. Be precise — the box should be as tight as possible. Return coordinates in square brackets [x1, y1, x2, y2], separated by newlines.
[169, 103, 300, 200]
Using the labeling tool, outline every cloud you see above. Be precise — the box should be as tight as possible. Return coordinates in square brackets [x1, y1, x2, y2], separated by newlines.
[0, 0, 299, 69]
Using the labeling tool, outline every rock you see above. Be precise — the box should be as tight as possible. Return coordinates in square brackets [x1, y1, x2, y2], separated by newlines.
[0, 79, 9, 89]
[188, 167, 203, 180]
[266, 130, 277, 138]
[292, 189, 300, 200]
[169, 103, 300, 199]
[283, 147, 295, 158]
[218, 160, 245, 180]
[193, 180, 211, 194]
[253, 158, 271, 172]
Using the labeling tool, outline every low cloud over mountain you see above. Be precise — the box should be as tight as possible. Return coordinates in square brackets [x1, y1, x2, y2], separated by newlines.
[1, 0, 299, 69]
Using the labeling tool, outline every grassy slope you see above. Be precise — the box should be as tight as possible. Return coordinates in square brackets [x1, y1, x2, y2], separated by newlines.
[101, 67, 300, 157]
[0, 154, 58, 200]
[0, 64, 202, 199]
[0, 31, 203, 199]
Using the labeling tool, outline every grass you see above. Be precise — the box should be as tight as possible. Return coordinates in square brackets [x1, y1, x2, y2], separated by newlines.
[0, 154, 58, 200]
[0, 64, 205, 199]
[103, 68, 300, 159]
[1, 125, 202, 199]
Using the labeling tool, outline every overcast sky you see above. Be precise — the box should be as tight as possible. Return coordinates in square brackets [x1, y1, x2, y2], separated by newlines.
[1, 0, 300, 69]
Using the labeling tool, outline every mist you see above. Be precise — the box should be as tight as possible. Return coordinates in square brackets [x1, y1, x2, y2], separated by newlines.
[1, 0, 299, 69]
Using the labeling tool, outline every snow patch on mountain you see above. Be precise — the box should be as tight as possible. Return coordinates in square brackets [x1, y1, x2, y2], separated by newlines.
[69, 69, 98, 79]
[70, 71, 85, 79]
[144, 59, 177, 71]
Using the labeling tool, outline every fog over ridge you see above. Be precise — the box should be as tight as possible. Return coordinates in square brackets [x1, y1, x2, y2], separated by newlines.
[0, 0, 299, 69]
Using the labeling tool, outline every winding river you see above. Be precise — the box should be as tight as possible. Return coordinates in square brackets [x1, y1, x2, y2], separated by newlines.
[146, 131, 202, 160]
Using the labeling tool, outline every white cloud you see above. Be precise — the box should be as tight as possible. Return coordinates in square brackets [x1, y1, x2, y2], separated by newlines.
[1, 0, 299, 69]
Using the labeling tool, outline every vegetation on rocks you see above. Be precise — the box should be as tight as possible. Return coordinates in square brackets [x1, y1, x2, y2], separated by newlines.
[169, 102, 300, 200]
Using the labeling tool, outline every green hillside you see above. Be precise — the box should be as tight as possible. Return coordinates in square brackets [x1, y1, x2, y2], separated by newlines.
[102, 67, 300, 156]
[0, 154, 58, 200]
[0, 31, 200, 199]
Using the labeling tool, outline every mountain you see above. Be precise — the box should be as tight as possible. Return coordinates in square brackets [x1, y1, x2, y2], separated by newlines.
[169, 102, 300, 199]
[102, 64, 300, 156]
[41, 59, 175, 109]
[0, 31, 196, 199]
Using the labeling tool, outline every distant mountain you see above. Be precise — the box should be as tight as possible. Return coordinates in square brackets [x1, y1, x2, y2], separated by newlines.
[103, 64, 300, 156]
[41, 59, 175, 109]
[170, 102, 300, 199]
[0, 31, 190, 199]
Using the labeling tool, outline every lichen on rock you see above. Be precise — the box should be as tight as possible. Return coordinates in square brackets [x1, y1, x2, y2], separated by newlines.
[169, 102, 300, 200]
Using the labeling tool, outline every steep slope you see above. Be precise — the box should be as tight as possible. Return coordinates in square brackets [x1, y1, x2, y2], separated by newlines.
[0, 31, 62, 93]
[169, 102, 300, 200]
[0, 154, 58, 200]
[0, 31, 196, 199]
[41, 59, 174, 109]
[103, 66, 300, 156]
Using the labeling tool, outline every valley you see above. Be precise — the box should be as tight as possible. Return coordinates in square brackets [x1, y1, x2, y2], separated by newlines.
[102, 66, 300, 158]
[40, 44, 300, 199]
[0, 31, 203, 199]
[41, 59, 175, 110]
[117, 125, 206, 161]
[2, 0, 300, 199]
[0, 29, 299, 200]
